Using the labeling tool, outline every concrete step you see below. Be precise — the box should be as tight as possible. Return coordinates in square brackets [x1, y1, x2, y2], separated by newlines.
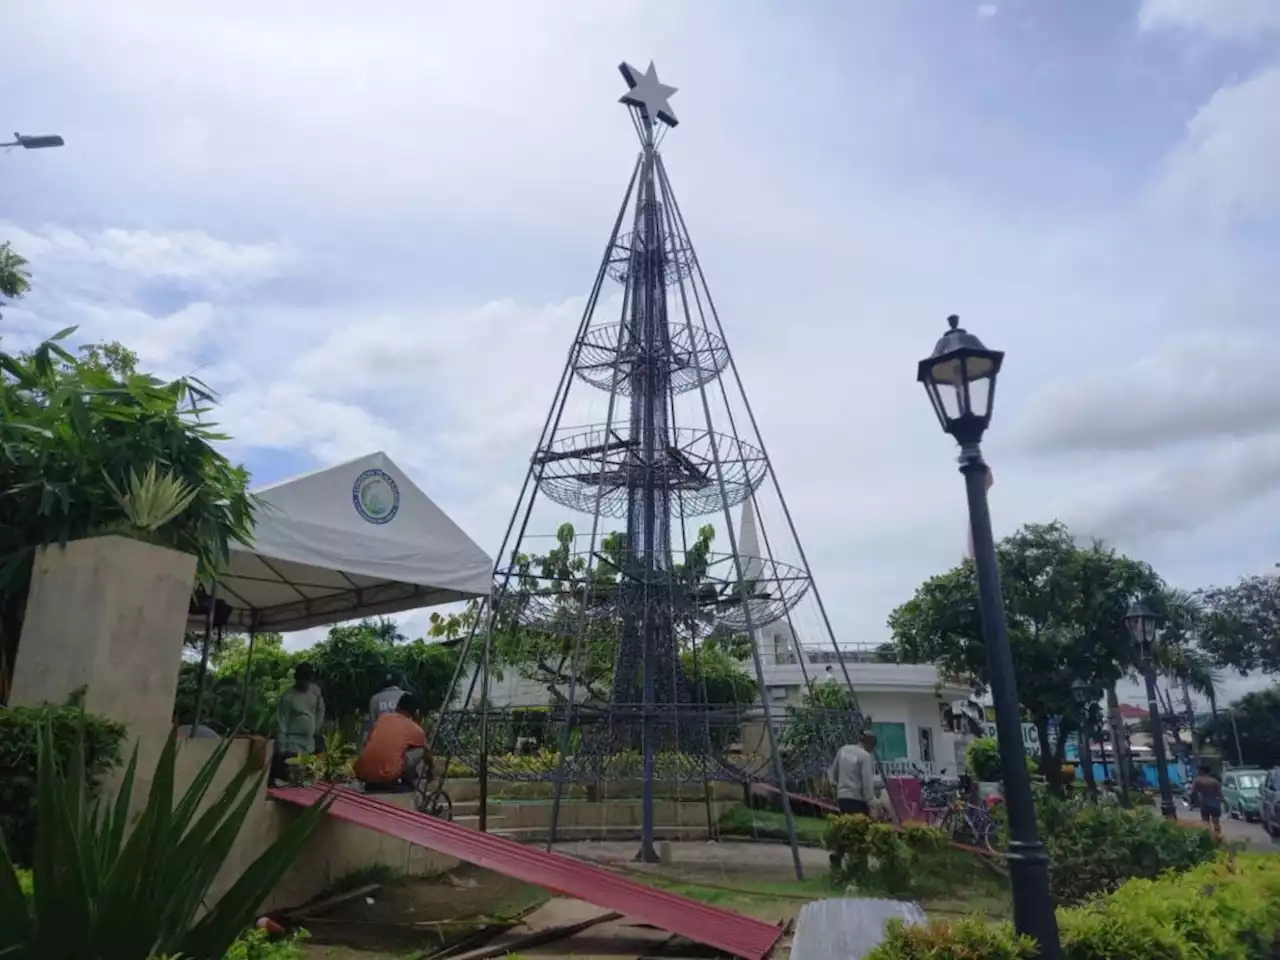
[448, 814, 506, 826]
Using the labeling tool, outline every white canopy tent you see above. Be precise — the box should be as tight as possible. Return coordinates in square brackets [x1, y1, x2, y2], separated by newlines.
[194, 451, 493, 633]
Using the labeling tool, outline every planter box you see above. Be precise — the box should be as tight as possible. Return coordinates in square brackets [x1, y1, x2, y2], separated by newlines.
[11, 535, 197, 786]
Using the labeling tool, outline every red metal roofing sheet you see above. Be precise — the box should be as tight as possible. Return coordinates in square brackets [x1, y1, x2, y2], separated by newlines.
[269, 786, 782, 960]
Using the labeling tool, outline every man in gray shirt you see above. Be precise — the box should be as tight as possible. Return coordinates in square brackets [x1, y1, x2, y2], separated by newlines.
[828, 731, 878, 816]
[363, 674, 407, 744]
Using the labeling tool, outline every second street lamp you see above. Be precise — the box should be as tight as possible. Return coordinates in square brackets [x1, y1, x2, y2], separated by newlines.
[918, 315, 1061, 959]
[1124, 599, 1178, 820]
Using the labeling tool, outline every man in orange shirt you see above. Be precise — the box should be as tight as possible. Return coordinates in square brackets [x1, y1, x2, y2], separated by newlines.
[354, 692, 430, 791]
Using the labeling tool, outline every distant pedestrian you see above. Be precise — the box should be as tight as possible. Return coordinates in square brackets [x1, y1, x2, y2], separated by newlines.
[828, 731, 878, 816]
[271, 663, 325, 786]
[1191, 763, 1223, 841]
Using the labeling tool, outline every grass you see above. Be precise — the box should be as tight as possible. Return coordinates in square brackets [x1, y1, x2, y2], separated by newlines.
[717, 804, 829, 845]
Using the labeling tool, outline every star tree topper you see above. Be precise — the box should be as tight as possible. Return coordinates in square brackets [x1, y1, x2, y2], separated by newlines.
[618, 61, 678, 127]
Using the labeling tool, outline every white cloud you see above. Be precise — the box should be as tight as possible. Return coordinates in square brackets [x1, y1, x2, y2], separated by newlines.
[0, 223, 289, 286]
[218, 383, 408, 466]
[977, 5, 998, 19]
[7, 0, 1280, 663]
[1011, 331, 1280, 455]
[1156, 69, 1280, 225]
[1139, 0, 1280, 41]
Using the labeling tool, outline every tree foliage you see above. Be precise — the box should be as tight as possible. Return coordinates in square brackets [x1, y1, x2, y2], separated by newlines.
[0, 243, 30, 317]
[887, 522, 1163, 782]
[299, 618, 459, 736]
[778, 679, 862, 761]
[173, 633, 297, 735]
[481, 521, 757, 708]
[1200, 686, 1280, 769]
[174, 619, 462, 739]
[1200, 568, 1280, 675]
[0, 330, 257, 696]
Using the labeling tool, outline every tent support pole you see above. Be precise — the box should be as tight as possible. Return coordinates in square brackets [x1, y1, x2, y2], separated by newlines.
[190, 580, 218, 734]
[237, 622, 258, 731]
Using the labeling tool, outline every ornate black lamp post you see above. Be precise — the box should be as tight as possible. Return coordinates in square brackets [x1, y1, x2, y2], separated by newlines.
[1123, 600, 1178, 820]
[918, 315, 1061, 959]
[1071, 680, 1101, 804]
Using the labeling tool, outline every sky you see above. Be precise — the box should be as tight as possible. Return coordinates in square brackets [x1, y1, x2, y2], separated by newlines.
[3, 0, 1279, 706]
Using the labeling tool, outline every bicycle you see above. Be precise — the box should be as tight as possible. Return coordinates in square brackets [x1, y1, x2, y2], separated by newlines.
[933, 796, 997, 853]
[414, 771, 454, 821]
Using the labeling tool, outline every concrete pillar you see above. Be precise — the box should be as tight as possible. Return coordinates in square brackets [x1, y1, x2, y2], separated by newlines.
[10, 535, 197, 787]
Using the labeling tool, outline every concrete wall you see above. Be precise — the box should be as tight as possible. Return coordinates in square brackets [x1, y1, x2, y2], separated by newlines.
[178, 738, 459, 913]
[8, 535, 459, 913]
[11, 536, 196, 791]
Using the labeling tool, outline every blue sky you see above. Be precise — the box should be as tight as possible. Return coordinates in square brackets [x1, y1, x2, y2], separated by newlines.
[3, 0, 1280, 701]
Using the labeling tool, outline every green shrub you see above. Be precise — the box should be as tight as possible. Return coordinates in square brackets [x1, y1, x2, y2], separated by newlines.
[868, 852, 1280, 960]
[870, 916, 1035, 959]
[966, 737, 1003, 782]
[0, 725, 330, 959]
[222, 927, 308, 959]
[1056, 852, 1280, 959]
[993, 790, 1217, 904]
[0, 701, 127, 867]
[826, 814, 950, 895]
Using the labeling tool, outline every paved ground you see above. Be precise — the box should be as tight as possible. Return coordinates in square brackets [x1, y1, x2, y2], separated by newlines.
[552, 838, 830, 881]
[1172, 801, 1278, 850]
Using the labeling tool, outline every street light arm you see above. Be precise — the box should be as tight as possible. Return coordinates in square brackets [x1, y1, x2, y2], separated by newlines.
[2, 132, 65, 150]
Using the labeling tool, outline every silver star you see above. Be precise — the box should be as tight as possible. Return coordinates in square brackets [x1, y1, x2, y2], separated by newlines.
[618, 61, 678, 127]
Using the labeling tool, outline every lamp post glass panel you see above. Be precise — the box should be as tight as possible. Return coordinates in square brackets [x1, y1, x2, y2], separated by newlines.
[918, 315, 1062, 959]
[1124, 600, 1178, 820]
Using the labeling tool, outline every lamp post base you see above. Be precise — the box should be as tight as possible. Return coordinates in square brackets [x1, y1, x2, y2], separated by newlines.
[1006, 841, 1059, 957]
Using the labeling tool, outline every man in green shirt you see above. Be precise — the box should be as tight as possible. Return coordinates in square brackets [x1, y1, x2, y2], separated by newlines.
[271, 663, 326, 786]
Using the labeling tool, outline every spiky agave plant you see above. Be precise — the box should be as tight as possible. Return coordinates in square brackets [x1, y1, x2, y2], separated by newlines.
[102, 462, 200, 540]
[0, 725, 331, 959]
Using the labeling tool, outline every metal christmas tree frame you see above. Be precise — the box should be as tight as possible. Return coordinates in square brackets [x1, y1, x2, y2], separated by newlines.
[436, 62, 868, 875]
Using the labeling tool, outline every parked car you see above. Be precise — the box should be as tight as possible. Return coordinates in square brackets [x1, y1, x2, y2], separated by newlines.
[1222, 769, 1267, 822]
[1259, 768, 1280, 838]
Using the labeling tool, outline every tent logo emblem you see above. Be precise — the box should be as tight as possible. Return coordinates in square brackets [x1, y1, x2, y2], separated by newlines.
[353, 468, 400, 524]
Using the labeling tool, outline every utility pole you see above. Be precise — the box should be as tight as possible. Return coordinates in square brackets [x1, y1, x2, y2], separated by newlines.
[1106, 685, 1131, 807]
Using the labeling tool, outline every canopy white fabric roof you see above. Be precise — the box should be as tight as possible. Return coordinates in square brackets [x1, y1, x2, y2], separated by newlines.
[198, 452, 493, 633]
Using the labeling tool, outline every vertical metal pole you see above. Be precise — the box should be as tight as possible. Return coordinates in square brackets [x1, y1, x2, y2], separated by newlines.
[237, 626, 258, 730]
[636, 134, 659, 864]
[190, 580, 218, 734]
[961, 444, 1061, 959]
[1079, 715, 1097, 803]
[1181, 679, 1198, 754]
[1143, 658, 1178, 819]
[1231, 711, 1244, 767]
[1106, 685, 1132, 808]
[478, 624, 493, 833]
